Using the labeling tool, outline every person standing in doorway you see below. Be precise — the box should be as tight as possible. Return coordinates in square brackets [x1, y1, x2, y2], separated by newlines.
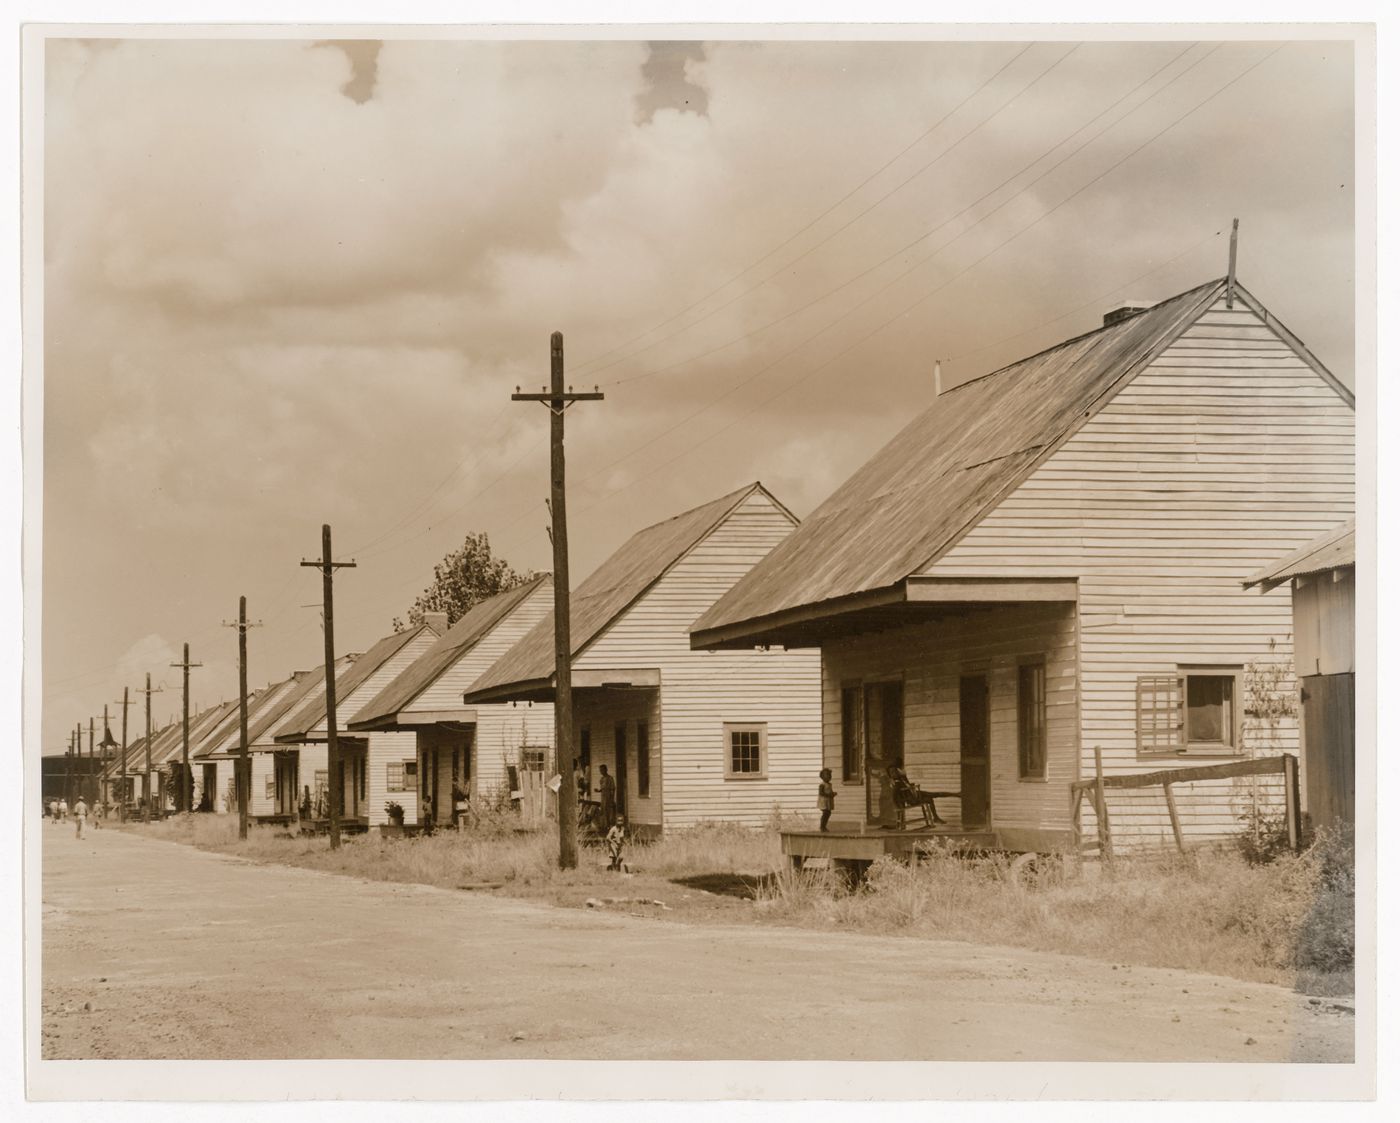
[597, 764, 616, 831]
[72, 796, 88, 839]
[817, 768, 836, 833]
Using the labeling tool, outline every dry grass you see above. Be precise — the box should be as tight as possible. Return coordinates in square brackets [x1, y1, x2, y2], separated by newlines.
[755, 834, 1354, 993]
[117, 814, 1352, 993]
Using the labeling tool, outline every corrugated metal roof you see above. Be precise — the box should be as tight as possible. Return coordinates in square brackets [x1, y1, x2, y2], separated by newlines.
[691, 279, 1229, 641]
[1246, 520, 1355, 590]
[274, 623, 441, 743]
[347, 575, 551, 730]
[466, 483, 769, 698]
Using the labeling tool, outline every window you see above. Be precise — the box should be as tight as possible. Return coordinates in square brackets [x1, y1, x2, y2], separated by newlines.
[386, 761, 407, 793]
[265, 775, 276, 800]
[404, 760, 418, 782]
[840, 685, 863, 781]
[724, 723, 768, 779]
[636, 722, 650, 797]
[521, 747, 547, 772]
[1136, 668, 1241, 756]
[1017, 661, 1047, 780]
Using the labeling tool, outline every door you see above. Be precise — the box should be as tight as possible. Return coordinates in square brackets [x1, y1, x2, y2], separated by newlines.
[1302, 672, 1354, 830]
[959, 674, 991, 829]
[614, 723, 628, 824]
[864, 680, 904, 825]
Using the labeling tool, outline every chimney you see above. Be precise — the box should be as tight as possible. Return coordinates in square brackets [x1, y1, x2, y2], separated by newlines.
[1103, 300, 1152, 328]
[423, 611, 449, 634]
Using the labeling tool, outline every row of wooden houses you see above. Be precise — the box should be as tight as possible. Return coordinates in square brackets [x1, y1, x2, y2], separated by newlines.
[95, 272, 1357, 851]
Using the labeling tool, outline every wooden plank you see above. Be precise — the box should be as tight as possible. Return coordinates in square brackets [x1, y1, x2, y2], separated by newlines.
[1071, 753, 1287, 791]
[1161, 780, 1185, 853]
[904, 577, 1078, 603]
[1283, 752, 1301, 851]
[1093, 745, 1113, 862]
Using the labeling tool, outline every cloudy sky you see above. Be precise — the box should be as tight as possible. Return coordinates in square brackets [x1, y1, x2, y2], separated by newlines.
[39, 33, 1355, 750]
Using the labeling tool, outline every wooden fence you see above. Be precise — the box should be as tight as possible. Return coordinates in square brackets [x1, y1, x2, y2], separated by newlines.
[1071, 748, 1302, 859]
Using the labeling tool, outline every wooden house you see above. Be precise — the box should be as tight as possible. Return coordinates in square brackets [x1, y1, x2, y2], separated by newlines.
[192, 670, 321, 820]
[1247, 520, 1356, 830]
[274, 619, 447, 828]
[692, 277, 1354, 854]
[347, 576, 555, 827]
[464, 483, 822, 834]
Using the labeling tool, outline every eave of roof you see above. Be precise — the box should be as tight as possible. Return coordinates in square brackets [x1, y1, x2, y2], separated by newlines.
[1246, 520, 1355, 591]
[347, 575, 551, 731]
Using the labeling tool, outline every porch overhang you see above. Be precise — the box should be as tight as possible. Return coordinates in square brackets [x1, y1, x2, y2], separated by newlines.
[346, 707, 479, 733]
[690, 577, 1079, 651]
[463, 667, 661, 706]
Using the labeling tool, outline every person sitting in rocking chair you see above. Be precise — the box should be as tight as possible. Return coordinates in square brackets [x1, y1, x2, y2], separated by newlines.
[887, 765, 948, 826]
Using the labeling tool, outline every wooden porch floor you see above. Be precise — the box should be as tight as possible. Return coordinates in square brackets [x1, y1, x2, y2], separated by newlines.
[782, 823, 997, 864]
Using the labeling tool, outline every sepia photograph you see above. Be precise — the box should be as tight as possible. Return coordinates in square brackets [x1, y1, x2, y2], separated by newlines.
[16, 7, 1380, 1108]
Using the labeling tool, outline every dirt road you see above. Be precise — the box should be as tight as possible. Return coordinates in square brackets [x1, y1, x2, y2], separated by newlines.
[40, 826, 1352, 1061]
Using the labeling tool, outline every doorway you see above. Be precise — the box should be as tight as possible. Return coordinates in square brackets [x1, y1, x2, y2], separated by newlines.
[863, 680, 904, 825]
[959, 674, 991, 829]
[613, 722, 629, 824]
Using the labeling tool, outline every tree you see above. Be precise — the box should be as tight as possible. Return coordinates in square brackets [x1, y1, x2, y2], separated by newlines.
[393, 531, 534, 631]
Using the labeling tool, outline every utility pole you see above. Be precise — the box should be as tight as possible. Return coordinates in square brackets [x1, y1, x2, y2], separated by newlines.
[114, 688, 131, 822]
[65, 730, 74, 807]
[74, 723, 81, 806]
[87, 717, 95, 805]
[301, 525, 356, 850]
[223, 596, 262, 840]
[512, 332, 603, 870]
[171, 644, 202, 813]
[135, 674, 164, 821]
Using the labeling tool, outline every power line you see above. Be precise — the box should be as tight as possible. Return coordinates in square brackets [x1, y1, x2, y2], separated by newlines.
[568, 45, 1284, 516]
[602, 41, 1208, 394]
[576, 43, 1080, 381]
[508, 41, 1214, 516]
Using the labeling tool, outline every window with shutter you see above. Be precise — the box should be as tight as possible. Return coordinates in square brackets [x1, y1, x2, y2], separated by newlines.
[1136, 674, 1185, 755]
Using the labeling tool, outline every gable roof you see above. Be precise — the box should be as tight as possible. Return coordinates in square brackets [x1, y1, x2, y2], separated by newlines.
[195, 672, 314, 759]
[692, 277, 1352, 647]
[466, 483, 782, 701]
[347, 576, 551, 731]
[1246, 520, 1355, 591]
[274, 622, 441, 743]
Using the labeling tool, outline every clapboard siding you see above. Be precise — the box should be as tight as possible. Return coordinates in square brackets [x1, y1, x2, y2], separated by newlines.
[413, 583, 554, 710]
[821, 603, 1077, 839]
[925, 296, 1354, 845]
[573, 489, 822, 830]
[474, 702, 556, 800]
[309, 629, 442, 737]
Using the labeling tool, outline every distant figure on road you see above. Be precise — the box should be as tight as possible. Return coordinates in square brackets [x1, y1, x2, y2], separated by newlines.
[58, 798, 68, 822]
[48, 799, 58, 821]
[817, 768, 835, 833]
[597, 765, 616, 829]
[606, 816, 627, 872]
[72, 797, 88, 839]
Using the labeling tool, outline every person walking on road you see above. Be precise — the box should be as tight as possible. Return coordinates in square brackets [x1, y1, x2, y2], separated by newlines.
[58, 798, 68, 822]
[72, 797, 88, 839]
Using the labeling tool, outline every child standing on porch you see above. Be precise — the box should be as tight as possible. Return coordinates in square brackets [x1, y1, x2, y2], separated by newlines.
[817, 768, 835, 833]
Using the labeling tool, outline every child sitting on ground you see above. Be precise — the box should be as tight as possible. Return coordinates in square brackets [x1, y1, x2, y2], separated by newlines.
[606, 816, 627, 872]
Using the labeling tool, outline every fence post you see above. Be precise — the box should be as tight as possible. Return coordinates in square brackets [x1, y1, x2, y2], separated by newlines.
[1093, 746, 1114, 863]
[1282, 752, 1302, 852]
[1162, 780, 1185, 854]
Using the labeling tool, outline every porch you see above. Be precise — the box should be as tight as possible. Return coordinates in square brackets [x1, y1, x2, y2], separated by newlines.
[782, 824, 999, 867]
